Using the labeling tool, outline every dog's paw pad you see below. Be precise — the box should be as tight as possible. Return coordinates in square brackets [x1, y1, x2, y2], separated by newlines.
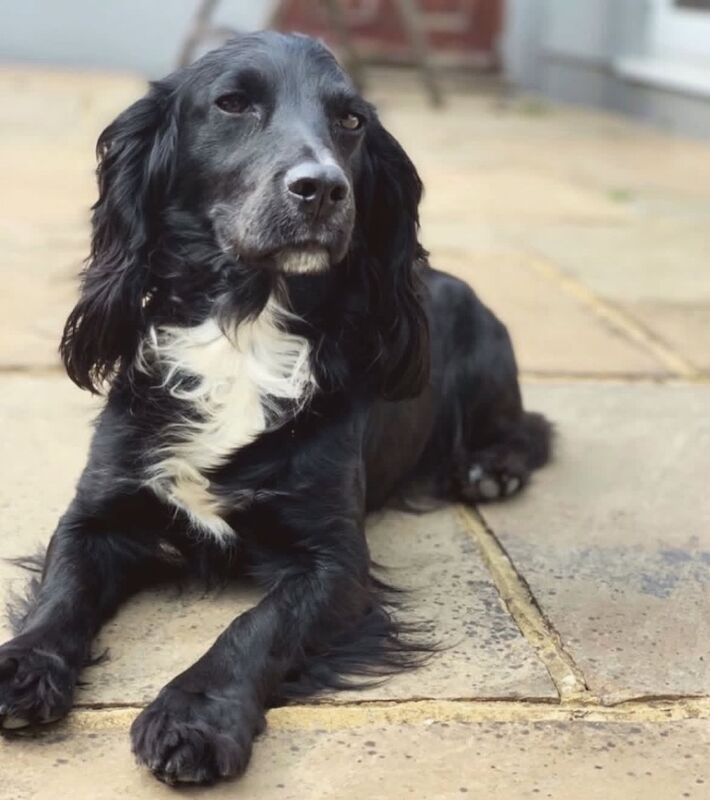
[463, 462, 526, 504]
[477, 476, 500, 500]
[504, 475, 521, 496]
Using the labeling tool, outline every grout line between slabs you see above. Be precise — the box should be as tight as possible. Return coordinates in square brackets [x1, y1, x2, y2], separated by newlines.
[21, 697, 710, 736]
[519, 371, 710, 385]
[457, 505, 590, 703]
[0, 365, 64, 376]
[523, 254, 701, 380]
[2, 365, 709, 386]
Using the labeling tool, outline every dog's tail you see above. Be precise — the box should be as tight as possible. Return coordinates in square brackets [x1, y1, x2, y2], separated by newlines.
[519, 411, 554, 471]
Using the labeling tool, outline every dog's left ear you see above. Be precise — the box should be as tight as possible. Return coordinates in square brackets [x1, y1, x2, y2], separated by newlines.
[60, 80, 179, 393]
[355, 115, 430, 401]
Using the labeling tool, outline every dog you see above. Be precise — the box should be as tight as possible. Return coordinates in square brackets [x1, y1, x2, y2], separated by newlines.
[0, 32, 551, 785]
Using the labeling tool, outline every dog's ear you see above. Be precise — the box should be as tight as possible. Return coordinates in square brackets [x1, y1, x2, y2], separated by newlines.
[355, 115, 430, 400]
[60, 81, 179, 392]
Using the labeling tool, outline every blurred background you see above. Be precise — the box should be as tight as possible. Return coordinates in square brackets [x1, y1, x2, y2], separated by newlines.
[3, 0, 710, 136]
[0, 0, 709, 376]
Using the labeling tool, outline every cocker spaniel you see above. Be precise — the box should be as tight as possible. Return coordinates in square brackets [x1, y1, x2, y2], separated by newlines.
[0, 32, 551, 785]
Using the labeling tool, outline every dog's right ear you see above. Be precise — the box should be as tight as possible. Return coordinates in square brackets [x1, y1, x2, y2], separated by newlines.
[60, 81, 179, 393]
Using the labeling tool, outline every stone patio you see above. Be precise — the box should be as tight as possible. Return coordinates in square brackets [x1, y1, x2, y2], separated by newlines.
[0, 67, 709, 798]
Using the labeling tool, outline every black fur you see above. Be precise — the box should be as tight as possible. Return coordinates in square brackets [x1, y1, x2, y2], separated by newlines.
[1, 33, 551, 785]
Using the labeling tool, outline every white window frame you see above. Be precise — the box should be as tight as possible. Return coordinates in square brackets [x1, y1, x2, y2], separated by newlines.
[648, 0, 710, 63]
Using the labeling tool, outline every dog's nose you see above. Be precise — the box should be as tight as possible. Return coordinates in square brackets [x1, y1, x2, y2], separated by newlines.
[285, 162, 349, 216]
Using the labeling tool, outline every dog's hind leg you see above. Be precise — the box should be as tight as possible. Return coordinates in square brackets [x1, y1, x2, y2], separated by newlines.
[450, 309, 553, 504]
[458, 411, 552, 503]
[422, 269, 553, 505]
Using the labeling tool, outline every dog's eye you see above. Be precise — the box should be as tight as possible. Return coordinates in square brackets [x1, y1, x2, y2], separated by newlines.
[338, 112, 363, 131]
[215, 92, 252, 114]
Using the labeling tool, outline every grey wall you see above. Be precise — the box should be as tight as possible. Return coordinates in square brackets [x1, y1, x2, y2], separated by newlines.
[502, 0, 710, 139]
[503, 0, 649, 93]
[0, 0, 276, 77]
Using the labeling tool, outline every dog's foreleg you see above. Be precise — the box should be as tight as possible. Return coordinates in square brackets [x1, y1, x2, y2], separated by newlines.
[131, 519, 370, 785]
[0, 507, 165, 729]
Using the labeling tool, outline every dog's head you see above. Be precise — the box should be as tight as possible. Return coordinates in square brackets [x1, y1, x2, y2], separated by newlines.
[183, 33, 363, 273]
[61, 32, 428, 399]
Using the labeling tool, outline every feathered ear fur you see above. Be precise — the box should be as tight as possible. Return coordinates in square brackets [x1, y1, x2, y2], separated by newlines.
[60, 81, 179, 392]
[355, 115, 430, 401]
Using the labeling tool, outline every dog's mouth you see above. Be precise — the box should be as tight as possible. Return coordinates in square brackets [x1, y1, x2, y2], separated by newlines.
[269, 244, 330, 275]
[239, 242, 336, 276]
[210, 206, 351, 274]
[218, 236, 333, 275]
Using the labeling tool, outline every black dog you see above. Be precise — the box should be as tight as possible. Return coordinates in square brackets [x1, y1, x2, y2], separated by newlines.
[0, 32, 551, 784]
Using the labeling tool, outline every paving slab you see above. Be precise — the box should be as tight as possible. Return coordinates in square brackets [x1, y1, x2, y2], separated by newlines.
[0, 68, 145, 369]
[376, 87, 710, 230]
[375, 86, 710, 209]
[517, 219, 710, 304]
[0, 257, 79, 370]
[434, 251, 666, 377]
[2, 715, 708, 799]
[482, 382, 710, 703]
[0, 375, 555, 704]
[628, 300, 710, 374]
[518, 220, 710, 373]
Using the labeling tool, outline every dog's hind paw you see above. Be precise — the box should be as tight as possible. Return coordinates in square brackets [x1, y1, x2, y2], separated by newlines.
[459, 449, 529, 504]
[463, 464, 522, 501]
[0, 639, 76, 731]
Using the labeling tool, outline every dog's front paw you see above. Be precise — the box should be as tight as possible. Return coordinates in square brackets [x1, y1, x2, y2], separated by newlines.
[131, 686, 264, 785]
[0, 639, 76, 730]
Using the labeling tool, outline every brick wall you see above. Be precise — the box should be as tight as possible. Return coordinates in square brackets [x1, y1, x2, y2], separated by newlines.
[276, 0, 504, 67]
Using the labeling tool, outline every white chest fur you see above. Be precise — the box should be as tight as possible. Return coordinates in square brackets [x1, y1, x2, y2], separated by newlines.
[141, 299, 315, 540]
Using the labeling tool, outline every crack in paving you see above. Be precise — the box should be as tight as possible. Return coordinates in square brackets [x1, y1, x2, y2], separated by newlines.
[457, 505, 590, 702]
